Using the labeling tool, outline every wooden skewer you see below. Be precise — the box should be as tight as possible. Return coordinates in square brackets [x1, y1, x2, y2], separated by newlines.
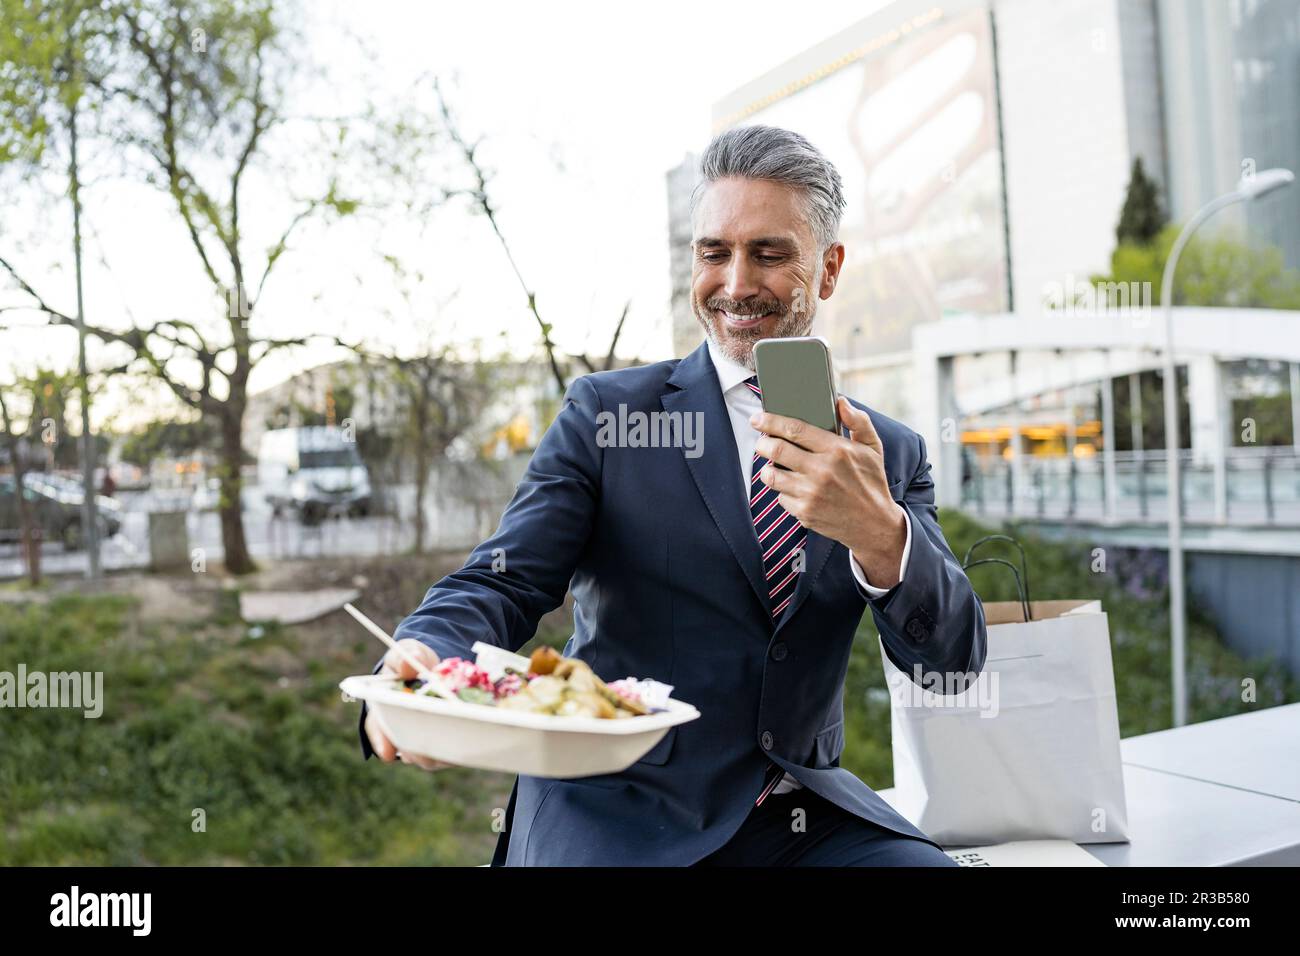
[343, 602, 454, 698]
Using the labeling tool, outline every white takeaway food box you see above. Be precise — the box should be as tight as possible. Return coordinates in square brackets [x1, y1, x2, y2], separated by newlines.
[340, 673, 701, 778]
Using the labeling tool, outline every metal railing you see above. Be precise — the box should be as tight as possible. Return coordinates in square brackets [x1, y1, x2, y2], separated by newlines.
[961, 448, 1300, 525]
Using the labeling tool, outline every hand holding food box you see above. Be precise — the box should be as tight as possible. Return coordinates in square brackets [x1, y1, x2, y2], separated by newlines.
[342, 627, 699, 778]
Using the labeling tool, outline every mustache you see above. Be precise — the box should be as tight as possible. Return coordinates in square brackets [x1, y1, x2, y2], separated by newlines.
[704, 296, 789, 317]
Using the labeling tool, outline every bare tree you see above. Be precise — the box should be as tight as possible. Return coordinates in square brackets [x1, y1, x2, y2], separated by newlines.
[431, 80, 636, 392]
[1, 0, 435, 573]
[383, 350, 489, 554]
[0, 0, 119, 577]
[569, 300, 633, 374]
[339, 283, 496, 554]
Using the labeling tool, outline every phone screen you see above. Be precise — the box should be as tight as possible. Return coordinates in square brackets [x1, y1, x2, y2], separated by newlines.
[752, 337, 839, 434]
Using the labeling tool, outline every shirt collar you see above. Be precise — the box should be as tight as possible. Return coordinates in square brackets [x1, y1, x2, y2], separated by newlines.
[705, 337, 756, 396]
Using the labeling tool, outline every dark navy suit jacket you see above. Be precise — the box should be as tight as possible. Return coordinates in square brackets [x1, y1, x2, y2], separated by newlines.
[360, 341, 987, 865]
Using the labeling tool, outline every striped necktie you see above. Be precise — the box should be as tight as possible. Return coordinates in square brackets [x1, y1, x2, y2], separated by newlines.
[744, 376, 807, 624]
[745, 375, 805, 807]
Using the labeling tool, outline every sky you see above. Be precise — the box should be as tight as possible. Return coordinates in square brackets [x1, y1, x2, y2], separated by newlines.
[0, 0, 887, 430]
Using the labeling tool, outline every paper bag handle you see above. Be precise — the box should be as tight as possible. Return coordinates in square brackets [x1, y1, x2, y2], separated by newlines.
[962, 557, 1032, 623]
[963, 534, 1032, 606]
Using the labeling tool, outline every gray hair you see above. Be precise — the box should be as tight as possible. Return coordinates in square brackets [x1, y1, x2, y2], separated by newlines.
[690, 125, 847, 251]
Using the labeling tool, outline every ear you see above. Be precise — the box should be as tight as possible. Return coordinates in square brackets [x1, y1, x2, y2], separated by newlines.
[819, 242, 846, 300]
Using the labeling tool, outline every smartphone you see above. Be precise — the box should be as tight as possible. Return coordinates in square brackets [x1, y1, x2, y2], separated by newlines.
[752, 336, 840, 434]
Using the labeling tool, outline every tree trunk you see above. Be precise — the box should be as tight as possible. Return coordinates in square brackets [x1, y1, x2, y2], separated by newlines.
[68, 68, 100, 580]
[15, 461, 41, 586]
[217, 407, 256, 574]
[412, 444, 429, 554]
[0, 393, 40, 585]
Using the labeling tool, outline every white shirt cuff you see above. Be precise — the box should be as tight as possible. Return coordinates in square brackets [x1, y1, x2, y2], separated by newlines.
[849, 509, 912, 597]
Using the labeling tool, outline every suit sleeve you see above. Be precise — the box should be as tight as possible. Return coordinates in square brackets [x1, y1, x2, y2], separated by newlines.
[359, 375, 603, 757]
[855, 431, 987, 692]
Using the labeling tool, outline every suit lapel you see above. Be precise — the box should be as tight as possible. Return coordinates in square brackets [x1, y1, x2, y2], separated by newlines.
[663, 344, 771, 619]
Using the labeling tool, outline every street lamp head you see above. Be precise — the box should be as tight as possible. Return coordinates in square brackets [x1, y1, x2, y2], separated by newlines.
[1236, 167, 1295, 200]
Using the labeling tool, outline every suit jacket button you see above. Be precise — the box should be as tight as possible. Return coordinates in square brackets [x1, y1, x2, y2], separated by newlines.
[760, 731, 774, 751]
[770, 642, 788, 661]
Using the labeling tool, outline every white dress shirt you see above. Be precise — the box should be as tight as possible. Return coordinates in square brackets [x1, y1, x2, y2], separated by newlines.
[705, 338, 913, 795]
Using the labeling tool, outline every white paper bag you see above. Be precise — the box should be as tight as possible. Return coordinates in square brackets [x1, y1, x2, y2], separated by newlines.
[882, 599, 1129, 846]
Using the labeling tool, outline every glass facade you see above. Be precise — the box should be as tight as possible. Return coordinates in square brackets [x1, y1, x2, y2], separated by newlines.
[1159, 0, 1300, 268]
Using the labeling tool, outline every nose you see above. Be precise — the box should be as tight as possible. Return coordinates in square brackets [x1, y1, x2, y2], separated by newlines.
[722, 254, 761, 303]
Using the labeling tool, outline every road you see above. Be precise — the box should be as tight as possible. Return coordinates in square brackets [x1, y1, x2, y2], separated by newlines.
[0, 484, 483, 580]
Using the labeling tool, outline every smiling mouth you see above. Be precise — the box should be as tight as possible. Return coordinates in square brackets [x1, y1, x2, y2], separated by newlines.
[715, 308, 773, 329]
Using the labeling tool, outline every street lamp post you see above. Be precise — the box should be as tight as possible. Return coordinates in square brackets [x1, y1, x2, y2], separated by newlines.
[1160, 167, 1293, 728]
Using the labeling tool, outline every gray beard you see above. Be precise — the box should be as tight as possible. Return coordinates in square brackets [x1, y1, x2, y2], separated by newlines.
[693, 271, 820, 370]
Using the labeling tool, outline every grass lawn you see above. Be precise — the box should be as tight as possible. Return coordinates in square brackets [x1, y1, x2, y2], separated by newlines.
[1, 511, 1294, 864]
[0, 558, 535, 866]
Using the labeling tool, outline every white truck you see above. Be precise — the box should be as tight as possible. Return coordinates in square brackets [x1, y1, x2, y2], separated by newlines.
[258, 426, 372, 524]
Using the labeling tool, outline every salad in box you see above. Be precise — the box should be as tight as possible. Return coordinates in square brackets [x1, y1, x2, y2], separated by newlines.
[342, 642, 700, 779]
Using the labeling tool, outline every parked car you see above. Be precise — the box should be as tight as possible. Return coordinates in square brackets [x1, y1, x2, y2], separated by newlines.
[0, 472, 123, 550]
[258, 426, 372, 524]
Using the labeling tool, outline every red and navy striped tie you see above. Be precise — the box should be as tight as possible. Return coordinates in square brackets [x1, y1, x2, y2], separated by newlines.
[746, 376, 804, 807]
[745, 376, 807, 625]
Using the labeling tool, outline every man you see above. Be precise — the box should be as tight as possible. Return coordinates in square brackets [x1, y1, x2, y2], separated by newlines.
[360, 125, 987, 866]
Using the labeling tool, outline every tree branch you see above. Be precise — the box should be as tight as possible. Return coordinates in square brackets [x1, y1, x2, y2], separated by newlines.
[0, 254, 76, 323]
[432, 78, 567, 394]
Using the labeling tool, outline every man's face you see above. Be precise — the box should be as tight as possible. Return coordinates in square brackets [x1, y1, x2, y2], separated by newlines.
[691, 176, 843, 369]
